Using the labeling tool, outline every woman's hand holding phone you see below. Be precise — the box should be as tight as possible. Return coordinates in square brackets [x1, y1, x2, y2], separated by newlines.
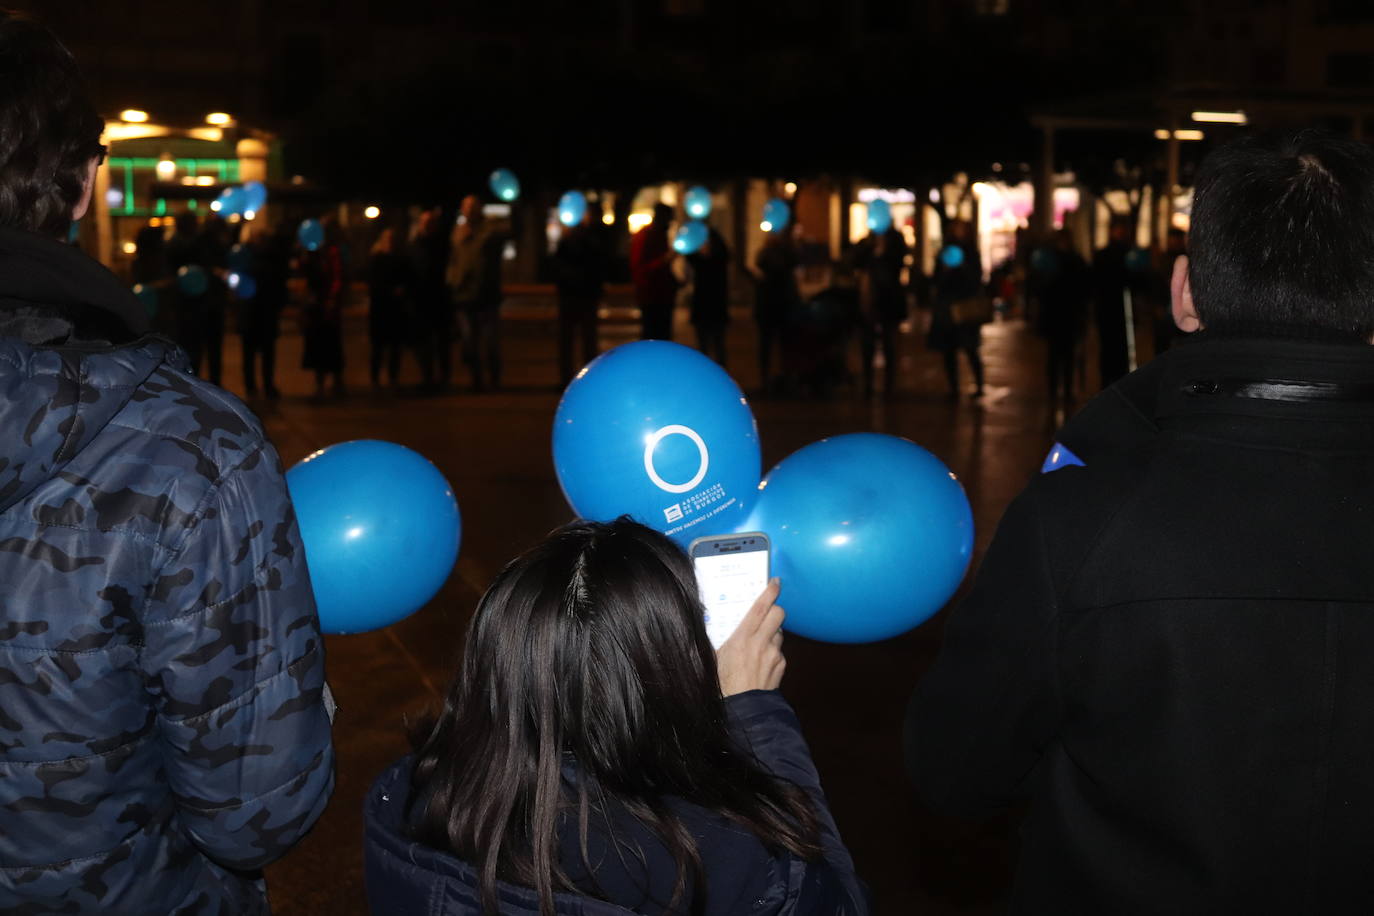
[716, 578, 786, 697]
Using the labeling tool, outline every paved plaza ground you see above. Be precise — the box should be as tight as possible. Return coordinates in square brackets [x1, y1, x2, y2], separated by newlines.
[234, 296, 1091, 914]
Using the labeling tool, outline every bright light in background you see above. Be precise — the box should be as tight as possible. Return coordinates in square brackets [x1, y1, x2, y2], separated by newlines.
[210, 200, 222, 212]
[205, 112, 233, 126]
[1155, 128, 1206, 141]
[364, 206, 381, 219]
[104, 188, 124, 207]
[601, 211, 615, 225]
[154, 157, 175, 181]
[119, 109, 148, 123]
[195, 176, 215, 186]
[783, 181, 798, 195]
[121, 241, 137, 255]
[1191, 110, 1247, 125]
[659, 185, 678, 206]
[242, 210, 256, 221]
[760, 220, 773, 232]
[627, 211, 653, 234]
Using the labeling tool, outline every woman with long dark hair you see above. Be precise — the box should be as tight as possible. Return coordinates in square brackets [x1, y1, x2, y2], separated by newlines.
[364, 519, 866, 915]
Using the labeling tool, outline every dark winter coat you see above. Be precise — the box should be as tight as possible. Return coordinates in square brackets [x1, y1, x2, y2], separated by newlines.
[0, 225, 334, 914]
[365, 691, 867, 915]
[907, 332, 1374, 914]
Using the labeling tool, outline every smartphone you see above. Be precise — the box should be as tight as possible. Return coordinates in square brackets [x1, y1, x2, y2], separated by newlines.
[688, 533, 771, 650]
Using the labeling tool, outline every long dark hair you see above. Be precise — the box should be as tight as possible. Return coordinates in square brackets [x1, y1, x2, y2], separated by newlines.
[409, 518, 822, 916]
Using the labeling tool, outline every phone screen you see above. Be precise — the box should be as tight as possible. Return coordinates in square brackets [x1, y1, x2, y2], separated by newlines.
[689, 533, 770, 650]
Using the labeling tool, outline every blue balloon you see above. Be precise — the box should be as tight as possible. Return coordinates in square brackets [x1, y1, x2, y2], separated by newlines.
[241, 180, 268, 214]
[176, 265, 208, 298]
[867, 198, 893, 234]
[1030, 246, 1059, 275]
[228, 272, 257, 299]
[558, 190, 587, 228]
[553, 341, 761, 545]
[1126, 246, 1152, 273]
[132, 283, 158, 317]
[216, 186, 247, 216]
[673, 220, 709, 255]
[1041, 442, 1085, 474]
[489, 167, 521, 202]
[762, 198, 790, 233]
[939, 244, 965, 268]
[298, 218, 325, 252]
[287, 440, 461, 635]
[745, 433, 974, 644]
[684, 185, 713, 220]
[227, 243, 254, 273]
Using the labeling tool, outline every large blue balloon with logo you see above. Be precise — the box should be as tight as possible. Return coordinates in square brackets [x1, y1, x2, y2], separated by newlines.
[489, 168, 521, 202]
[744, 433, 974, 644]
[558, 190, 587, 227]
[684, 185, 712, 220]
[553, 341, 761, 545]
[287, 440, 461, 635]
[762, 198, 790, 233]
[867, 198, 893, 234]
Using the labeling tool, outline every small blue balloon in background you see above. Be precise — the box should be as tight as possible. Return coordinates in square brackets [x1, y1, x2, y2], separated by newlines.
[215, 186, 246, 216]
[227, 243, 254, 273]
[744, 433, 974, 644]
[241, 180, 268, 215]
[298, 218, 325, 252]
[176, 265, 208, 298]
[1125, 246, 1152, 273]
[553, 340, 761, 546]
[684, 185, 713, 220]
[1030, 246, 1059, 275]
[558, 190, 587, 228]
[1041, 442, 1085, 474]
[132, 283, 158, 317]
[228, 272, 257, 299]
[489, 168, 521, 202]
[673, 220, 709, 255]
[867, 198, 893, 234]
[762, 198, 790, 233]
[287, 440, 462, 635]
[939, 244, 966, 268]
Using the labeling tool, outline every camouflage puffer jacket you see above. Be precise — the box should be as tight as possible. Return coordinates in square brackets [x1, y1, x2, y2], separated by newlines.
[0, 226, 335, 914]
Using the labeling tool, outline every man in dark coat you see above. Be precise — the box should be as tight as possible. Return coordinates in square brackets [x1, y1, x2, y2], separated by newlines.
[907, 129, 1374, 914]
[0, 14, 334, 912]
[552, 211, 608, 386]
[630, 202, 679, 341]
[1031, 229, 1091, 407]
[686, 225, 730, 366]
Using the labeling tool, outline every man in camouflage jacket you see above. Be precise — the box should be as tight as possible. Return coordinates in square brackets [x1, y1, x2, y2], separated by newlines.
[0, 13, 334, 913]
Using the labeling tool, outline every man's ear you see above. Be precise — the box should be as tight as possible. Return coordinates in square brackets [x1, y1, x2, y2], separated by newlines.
[70, 156, 98, 223]
[1171, 254, 1202, 333]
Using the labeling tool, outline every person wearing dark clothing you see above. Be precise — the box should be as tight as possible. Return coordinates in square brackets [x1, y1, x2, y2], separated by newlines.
[854, 226, 909, 398]
[686, 226, 730, 365]
[449, 194, 508, 392]
[131, 220, 166, 284]
[0, 15, 334, 912]
[630, 202, 679, 341]
[366, 520, 867, 916]
[302, 218, 346, 396]
[1091, 220, 1134, 388]
[411, 207, 454, 390]
[243, 222, 290, 398]
[552, 215, 607, 386]
[928, 222, 986, 398]
[908, 130, 1374, 915]
[1031, 229, 1091, 406]
[367, 227, 410, 389]
[184, 213, 230, 386]
[754, 232, 799, 390]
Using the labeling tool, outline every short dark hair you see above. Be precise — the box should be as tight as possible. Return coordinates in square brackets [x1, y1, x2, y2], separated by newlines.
[409, 518, 821, 916]
[0, 12, 104, 237]
[1189, 129, 1374, 337]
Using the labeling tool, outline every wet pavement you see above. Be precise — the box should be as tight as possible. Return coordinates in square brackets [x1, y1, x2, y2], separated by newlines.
[234, 295, 1086, 914]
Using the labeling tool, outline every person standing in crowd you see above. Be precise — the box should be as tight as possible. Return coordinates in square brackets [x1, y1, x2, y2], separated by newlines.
[366, 519, 868, 915]
[630, 201, 679, 341]
[449, 194, 508, 392]
[242, 220, 290, 399]
[131, 219, 166, 285]
[754, 229, 799, 392]
[928, 220, 987, 399]
[854, 222, 909, 399]
[1092, 217, 1134, 388]
[194, 212, 231, 386]
[908, 129, 1374, 913]
[301, 215, 346, 397]
[552, 207, 607, 387]
[165, 211, 211, 372]
[367, 226, 410, 390]
[687, 224, 730, 366]
[410, 207, 452, 391]
[1031, 228, 1091, 408]
[0, 13, 334, 913]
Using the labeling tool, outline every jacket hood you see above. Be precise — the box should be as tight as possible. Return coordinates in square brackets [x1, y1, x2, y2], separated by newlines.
[0, 227, 174, 512]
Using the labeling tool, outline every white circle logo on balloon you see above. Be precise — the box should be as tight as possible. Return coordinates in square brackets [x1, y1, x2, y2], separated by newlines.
[643, 425, 710, 494]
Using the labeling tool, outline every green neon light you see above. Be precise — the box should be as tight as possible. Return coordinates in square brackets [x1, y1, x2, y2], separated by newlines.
[122, 164, 134, 216]
[155, 199, 166, 216]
